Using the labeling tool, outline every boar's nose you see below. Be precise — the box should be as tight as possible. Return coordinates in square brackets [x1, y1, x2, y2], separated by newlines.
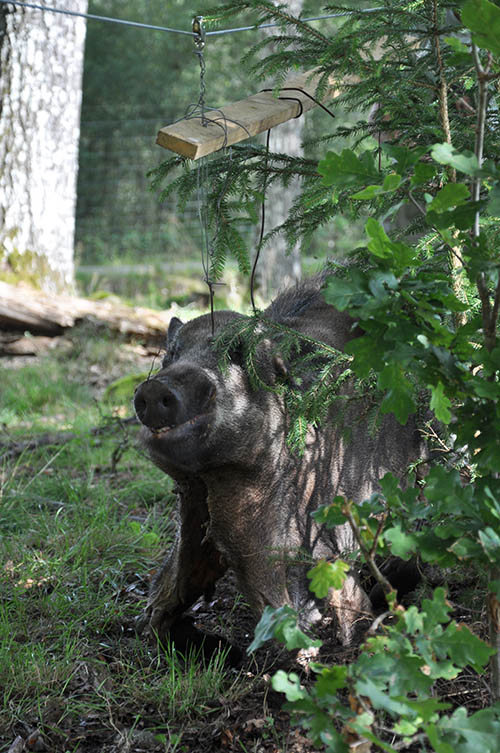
[134, 379, 179, 430]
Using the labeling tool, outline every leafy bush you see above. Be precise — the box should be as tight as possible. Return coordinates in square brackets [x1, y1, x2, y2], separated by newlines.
[155, 0, 500, 749]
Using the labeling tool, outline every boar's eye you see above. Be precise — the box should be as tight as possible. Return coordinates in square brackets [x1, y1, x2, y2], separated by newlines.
[228, 341, 245, 366]
[161, 343, 178, 367]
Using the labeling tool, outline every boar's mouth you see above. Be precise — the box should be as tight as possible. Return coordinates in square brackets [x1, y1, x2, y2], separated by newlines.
[149, 412, 212, 438]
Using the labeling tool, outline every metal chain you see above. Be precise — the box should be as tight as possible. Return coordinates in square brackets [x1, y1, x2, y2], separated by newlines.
[192, 16, 208, 126]
[192, 17, 221, 334]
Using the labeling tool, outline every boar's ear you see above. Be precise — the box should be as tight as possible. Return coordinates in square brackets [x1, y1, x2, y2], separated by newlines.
[167, 316, 183, 343]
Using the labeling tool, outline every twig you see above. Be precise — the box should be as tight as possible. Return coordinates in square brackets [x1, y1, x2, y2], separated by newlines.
[407, 190, 426, 217]
[342, 503, 395, 599]
[471, 44, 489, 239]
[369, 512, 388, 559]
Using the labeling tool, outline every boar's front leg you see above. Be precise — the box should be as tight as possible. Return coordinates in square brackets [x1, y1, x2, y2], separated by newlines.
[139, 476, 227, 642]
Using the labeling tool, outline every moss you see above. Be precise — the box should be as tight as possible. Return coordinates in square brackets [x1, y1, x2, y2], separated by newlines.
[0, 240, 67, 291]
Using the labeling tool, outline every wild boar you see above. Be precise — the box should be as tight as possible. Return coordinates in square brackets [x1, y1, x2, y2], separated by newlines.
[134, 276, 425, 646]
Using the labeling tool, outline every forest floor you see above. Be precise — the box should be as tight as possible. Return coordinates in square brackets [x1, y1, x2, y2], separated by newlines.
[0, 324, 492, 753]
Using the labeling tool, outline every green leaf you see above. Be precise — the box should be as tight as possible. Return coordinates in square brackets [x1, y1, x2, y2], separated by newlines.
[470, 376, 500, 399]
[141, 531, 160, 548]
[428, 200, 485, 230]
[354, 677, 409, 716]
[306, 710, 350, 752]
[279, 620, 322, 651]
[382, 144, 428, 173]
[380, 385, 415, 425]
[314, 666, 348, 698]
[352, 184, 384, 200]
[417, 532, 457, 566]
[411, 162, 437, 186]
[488, 184, 500, 216]
[426, 723, 455, 753]
[312, 499, 347, 528]
[383, 173, 402, 191]
[104, 372, 149, 405]
[323, 276, 361, 311]
[248, 605, 319, 652]
[318, 149, 378, 188]
[384, 525, 417, 559]
[489, 579, 500, 599]
[421, 587, 452, 628]
[307, 559, 349, 597]
[462, 0, 500, 56]
[434, 622, 494, 671]
[443, 36, 470, 55]
[443, 35, 472, 66]
[272, 670, 307, 701]
[431, 143, 479, 175]
[428, 183, 470, 212]
[368, 270, 398, 300]
[437, 706, 500, 752]
[247, 604, 321, 654]
[365, 218, 392, 258]
[404, 697, 451, 721]
[378, 363, 416, 425]
[346, 335, 385, 379]
[429, 381, 452, 423]
[447, 537, 483, 561]
[479, 527, 500, 563]
[364, 219, 417, 270]
[352, 174, 402, 199]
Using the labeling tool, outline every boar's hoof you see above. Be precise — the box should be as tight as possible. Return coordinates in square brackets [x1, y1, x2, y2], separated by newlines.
[135, 602, 176, 643]
[169, 617, 242, 667]
[136, 612, 241, 667]
[134, 611, 149, 635]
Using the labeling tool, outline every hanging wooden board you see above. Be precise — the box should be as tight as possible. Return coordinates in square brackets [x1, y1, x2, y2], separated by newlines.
[156, 70, 342, 160]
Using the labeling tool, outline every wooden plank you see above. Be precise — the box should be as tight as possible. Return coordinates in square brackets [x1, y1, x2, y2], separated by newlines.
[156, 70, 342, 160]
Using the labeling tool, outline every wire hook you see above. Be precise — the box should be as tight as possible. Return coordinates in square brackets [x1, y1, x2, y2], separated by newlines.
[192, 16, 205, 50]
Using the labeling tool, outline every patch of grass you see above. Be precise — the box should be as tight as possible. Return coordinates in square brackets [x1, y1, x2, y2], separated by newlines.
[0, 359, 94, 428]
[0, 334, 246, 752]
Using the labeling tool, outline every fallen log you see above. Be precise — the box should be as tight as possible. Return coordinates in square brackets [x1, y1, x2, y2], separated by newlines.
[0, 280, 175, 344]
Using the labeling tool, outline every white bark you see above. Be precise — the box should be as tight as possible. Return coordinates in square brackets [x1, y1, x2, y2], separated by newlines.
[0, 1, 87, 292]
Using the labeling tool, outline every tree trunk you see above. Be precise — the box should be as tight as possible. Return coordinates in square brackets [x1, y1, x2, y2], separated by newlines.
[257, 0, 303, 300]
[0, 1, 87, 293]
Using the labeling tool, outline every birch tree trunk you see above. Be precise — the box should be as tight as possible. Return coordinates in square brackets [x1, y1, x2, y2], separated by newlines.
[0, 1, 87, 292]
[257, 0, 303, 300]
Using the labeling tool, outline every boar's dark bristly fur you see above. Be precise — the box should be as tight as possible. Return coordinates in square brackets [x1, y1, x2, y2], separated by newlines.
[134, 277, 424, 645]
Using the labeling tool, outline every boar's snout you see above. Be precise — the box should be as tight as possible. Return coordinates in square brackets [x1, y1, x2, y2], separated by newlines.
[134, 369, 216, 433]
[134, 379, 179, 430]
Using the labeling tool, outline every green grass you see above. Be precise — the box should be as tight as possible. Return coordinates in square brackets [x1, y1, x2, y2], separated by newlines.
[0, 333, 245, 752]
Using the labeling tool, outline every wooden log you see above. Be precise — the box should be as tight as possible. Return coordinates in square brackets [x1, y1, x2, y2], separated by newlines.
[156, 70, 341, 160]
[0, 280, 173, 344]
